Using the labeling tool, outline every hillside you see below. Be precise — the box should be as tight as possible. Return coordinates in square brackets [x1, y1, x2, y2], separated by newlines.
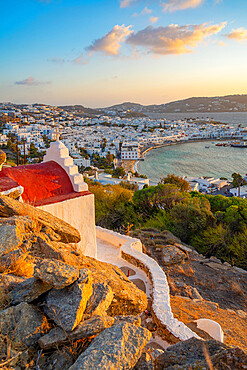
[0, 194, 247, 368]
[100, 94, 247, 114]
[59, 104, 101, 116]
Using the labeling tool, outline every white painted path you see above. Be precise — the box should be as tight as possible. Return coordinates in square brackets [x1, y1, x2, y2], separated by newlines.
[97, 237, 170, 350]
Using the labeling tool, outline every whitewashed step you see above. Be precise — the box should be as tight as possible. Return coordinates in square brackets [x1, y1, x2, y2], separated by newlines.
[63, 157, 73, 166]
[58, 148, 70, 158]
[72, 173, 83, 184]
[66, 165, 78, 176]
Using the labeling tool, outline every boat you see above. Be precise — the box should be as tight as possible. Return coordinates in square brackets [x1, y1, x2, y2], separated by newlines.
[205, 146, 209, 148]
[215, 143, 223, 146]
[230, 142, 247, 148]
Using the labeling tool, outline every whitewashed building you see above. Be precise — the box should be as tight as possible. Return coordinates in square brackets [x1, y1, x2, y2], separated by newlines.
[121, 142, 140, 160]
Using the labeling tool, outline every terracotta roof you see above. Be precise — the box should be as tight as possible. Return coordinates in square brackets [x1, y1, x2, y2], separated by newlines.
[0, 161, 90, 206]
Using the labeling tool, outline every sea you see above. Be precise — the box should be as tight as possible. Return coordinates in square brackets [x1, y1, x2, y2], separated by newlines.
[138, 112, 247, 181]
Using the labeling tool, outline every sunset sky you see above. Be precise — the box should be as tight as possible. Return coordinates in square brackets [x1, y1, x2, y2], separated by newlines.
[1, 0, 247, 107]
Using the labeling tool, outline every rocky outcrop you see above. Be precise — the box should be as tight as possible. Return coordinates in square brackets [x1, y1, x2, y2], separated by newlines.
[0, 302, 50, 350]
[39, 315, 115, 350]
[69, 322, 152, 370]
[0, 223, 24, 256]
[114, 315, 141, 327]
[34, 258, 79, 289]
[81, 256, 147, 316]
[162, 245, 187, 266]
[173, 282, 203, 300]
[40, 348, 74, 370]
[0, 273, 25, 292]
[85, 282, 113, 316]
[0, 195, 81, 243]
[154, 337, 247, 369]
[30, 234, 82, 267]
[45, 269, 93, 331]
[9, 277, 52, 304]
[0, 198, 152, 369]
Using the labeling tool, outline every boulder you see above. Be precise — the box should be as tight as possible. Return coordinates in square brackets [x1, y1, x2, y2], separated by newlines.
[34, 258, 79, 289]
[162, 245, 186, 266]
[9, 277, 52, 304]
[114, 315, 141, 327]
[41, 349, 74, 370]
[209, 256, 222, 264]
[0, 224, 24, 256]
[38, 326, 66, 350]
[0, 215, 39, 233]
[154, 337, 247, 369]
[81, 256, 147, 316]
[0, 195, 81, 243]
[39, 315, 115, 350]
[45, 268, 93, 331]
[133, 352, 153, 370]
[134, 349, 164, 370]
[0, 273, 26, 292]
[174, 282, 203, 300]
[69, 322, 152, 370]
[0, 302, 50, 350]
[204, 262, 230, 271]
[30, 234, 82, 267]
[85, 282, 113, 316]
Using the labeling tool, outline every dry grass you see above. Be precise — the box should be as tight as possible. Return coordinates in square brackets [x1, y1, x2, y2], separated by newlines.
[172, 264, 195, 277]
[171, 296, 247, 352]
[3, 252, 34, 278]
[0, 287, 9, 311]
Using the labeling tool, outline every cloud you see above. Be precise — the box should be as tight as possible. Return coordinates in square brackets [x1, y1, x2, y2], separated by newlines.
[162, 0, 205, 12]
[126, 22, 226, 55]
[120, 0, 206, 11]
[86, 24, 133, 56]
[15, 77, 51, 86]
[150, 16, 159, 24]
[133, 6, 153, 17]
[225, 27, 247, 41]
[141, 6, 152, 14]
[48, 57, 65, 64]
[72, 53, 91, 65]
[120, 0, 135, 8]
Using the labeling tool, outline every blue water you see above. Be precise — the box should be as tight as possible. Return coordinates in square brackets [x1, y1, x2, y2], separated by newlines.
[138, 141, 247, 181]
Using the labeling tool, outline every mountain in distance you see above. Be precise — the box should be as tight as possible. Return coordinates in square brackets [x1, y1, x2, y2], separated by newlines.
[100, 94, 247, 114]
[59, 104, 101, 116]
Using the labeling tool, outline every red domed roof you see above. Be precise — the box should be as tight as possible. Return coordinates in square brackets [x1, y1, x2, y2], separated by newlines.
[0, 161, 89, 206]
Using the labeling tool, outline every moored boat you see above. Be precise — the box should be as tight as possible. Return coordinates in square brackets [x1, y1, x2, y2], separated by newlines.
[230, 142, 247, 148]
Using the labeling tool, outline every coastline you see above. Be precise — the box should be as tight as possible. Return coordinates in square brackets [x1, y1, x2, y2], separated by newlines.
[136, 136, 243, 177]
[140, 136, 240, 158]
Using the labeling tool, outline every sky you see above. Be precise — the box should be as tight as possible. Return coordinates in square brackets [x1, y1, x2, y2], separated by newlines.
[1, 0, 247, 107]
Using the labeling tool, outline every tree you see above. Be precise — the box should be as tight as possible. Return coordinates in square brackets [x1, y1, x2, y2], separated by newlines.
[112, 167, 125, 178]
[133, 184, 185, 219]
[232, 172, 246, 196]
[29, 142, 38, 158]
[106, 152, 114, 166]
[169, 197, 215, 242]
[160, 174, 191, 192]
[119, 181, 138, 192]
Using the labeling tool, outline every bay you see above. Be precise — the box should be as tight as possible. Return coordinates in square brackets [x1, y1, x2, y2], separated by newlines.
[138, 141, 247, 181]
